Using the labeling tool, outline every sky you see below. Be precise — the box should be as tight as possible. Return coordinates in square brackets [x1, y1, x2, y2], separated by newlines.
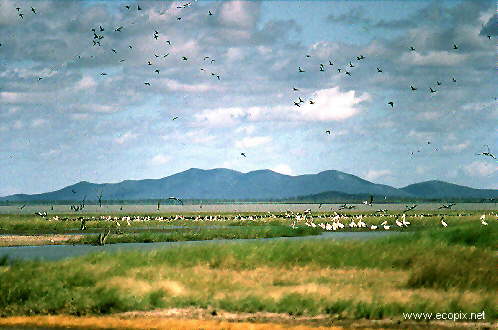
[0, 0, 496, 196]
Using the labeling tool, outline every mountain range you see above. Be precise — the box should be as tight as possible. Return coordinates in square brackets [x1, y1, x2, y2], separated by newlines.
[1, 168, 497, 202]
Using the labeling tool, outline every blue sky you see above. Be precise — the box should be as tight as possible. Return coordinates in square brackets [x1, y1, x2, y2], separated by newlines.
[0, 0, 496, 196]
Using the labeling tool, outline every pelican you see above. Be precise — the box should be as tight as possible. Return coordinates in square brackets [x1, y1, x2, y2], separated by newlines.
[479, 214, 488, 226]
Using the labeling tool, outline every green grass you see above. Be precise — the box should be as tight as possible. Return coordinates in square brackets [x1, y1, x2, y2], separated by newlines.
[0, 222, 496, 319]
[71, 225, 321, 245]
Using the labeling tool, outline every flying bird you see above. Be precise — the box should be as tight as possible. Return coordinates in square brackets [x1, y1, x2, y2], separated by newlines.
[345, 71, 351, 76]
[376, 67, 382, 73]
[182, 56, 188, 61]
[409, 46, 415, 51]
[309, 100, 315, 104]
[99, 25, 104, 32]
[293, 87, 299, 91]
[111, 49, 116, 53]
[325, 130, 331, 134]
[388, 101, 394, 107]
[208, 10, 213, 16]
[453, 44, 458, 50]
[452, 77, 456, 82]
[155, 69, 160, 74]
[298, 67, 305, 73]
[436, 81, 442, 86]
[19, 13, 24, 19]
[144, 82, 150, 86]
[125, 5, 130, 9]
[294, 101, 301, 107]
[298, 97, 304, 103]
[115, 26, 123, 32]
[429, 88, 437, 93]
[172, 116, 178, 120]
[476, 145, 496, 159]
[410, 86, 417, 91]
[138, 5, 142, 10]
[31, 7, 36, 14]
[328, 60, 333, 65]
[240, 153, 247, 157]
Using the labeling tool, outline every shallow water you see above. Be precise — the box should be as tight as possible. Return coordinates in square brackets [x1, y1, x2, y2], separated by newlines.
[0, 231, 399, 262]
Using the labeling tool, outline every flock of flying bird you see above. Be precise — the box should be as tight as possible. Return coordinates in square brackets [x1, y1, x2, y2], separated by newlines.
[289, 37, 495, 160]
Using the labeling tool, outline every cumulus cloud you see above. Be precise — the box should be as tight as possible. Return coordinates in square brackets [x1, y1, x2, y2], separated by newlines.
[463, 161, 497, 177]
[364, 169, 392, 181]
[235, 136, 272, 149]
[271, 164, 293, 176]
[150, 154, 171, 166]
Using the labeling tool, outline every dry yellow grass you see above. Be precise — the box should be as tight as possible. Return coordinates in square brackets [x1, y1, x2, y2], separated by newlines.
[0, 315, 345, 330]
[98, 265, 494, 312]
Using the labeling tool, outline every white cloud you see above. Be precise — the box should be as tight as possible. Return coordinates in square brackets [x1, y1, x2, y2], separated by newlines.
[219, 1, 258, 28]
[114, 131, 138, 144]
[442, 142, 469, 152]
[235, 136, 272, 149]
[463, 161, 497, 177]
[235, 125, 256, 135]
[399, 51, 469, 66]
[271, 164, 293, 176]
[31, 118, 47, 127]
[75, 76, 96, 90]
[150, 154, 171, 166]
[194, 107, 247, 127]
[195, 87, 368, 127]
[364, 169, 392, 181]
[163, 79, 222, 93]
[416, 111, 442, 121]
[293, 87, 370, 121]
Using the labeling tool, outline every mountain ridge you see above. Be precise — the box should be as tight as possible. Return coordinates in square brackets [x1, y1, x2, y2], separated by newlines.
[0, 168, 496, 201]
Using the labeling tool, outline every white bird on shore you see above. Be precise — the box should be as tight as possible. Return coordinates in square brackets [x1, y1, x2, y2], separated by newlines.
[480, 214, 487, 226]
[370, 225, 378, 230]
[441, 217, 448, 227]
[349, 220, 357, 228]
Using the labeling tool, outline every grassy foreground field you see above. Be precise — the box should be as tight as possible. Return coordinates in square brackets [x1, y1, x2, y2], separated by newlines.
[0, 221, 496, 328]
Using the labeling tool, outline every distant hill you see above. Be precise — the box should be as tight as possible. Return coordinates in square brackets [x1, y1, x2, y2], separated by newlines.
[400, 180, 498, 199]
[0, 169, 496, 202]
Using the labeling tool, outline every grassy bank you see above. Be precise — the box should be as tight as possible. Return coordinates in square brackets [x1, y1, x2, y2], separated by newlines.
[0, 222, 496, 321]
